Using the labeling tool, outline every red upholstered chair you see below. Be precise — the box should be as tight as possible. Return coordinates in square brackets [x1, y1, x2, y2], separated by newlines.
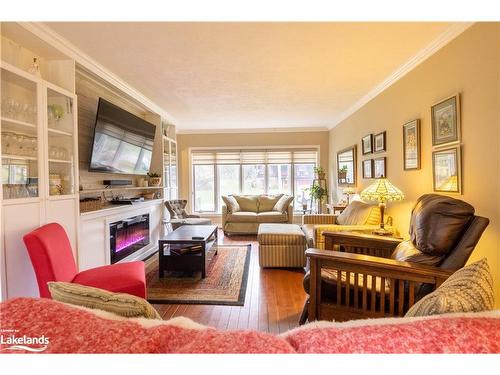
[23, 223, 146, 299]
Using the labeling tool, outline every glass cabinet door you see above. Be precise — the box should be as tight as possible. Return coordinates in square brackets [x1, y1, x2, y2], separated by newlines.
[46, 86, 75, 196]
[163, 137, 171, 200]
[170, 141, 177, 199]
[1, 66, 39, 199]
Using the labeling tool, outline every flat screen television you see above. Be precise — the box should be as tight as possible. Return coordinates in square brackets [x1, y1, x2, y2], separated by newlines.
[89, 98, 156, 175]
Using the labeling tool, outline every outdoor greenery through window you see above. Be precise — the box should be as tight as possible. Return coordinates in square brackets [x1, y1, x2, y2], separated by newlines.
[192, 149, 318, 213]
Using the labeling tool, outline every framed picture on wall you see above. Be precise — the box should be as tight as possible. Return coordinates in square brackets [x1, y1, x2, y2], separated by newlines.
[432, 145, 462, 194]
[374, 131, 386, 153]
[362, 159, 373, 178]
[431, 94, 461, 147]
[403, 119, 421, 170]
[362, 134, 373, 155]
[373, 157, 386, 178]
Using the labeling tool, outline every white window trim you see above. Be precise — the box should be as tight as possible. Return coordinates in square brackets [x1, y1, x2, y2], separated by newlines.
[189, 145, 320, 214]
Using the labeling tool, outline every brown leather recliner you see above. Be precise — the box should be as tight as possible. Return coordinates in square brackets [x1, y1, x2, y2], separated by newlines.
[301, 194, 490, 324]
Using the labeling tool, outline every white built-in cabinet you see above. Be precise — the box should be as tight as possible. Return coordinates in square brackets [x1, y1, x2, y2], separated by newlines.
[1, 60, 79, 299]
[163, 136, 178, 201]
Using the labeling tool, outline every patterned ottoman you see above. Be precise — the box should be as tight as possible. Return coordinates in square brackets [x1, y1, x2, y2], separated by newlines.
[257, 224, 307, 268]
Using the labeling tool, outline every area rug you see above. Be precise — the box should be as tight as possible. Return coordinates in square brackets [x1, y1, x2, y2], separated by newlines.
[145, 245, 251, 306]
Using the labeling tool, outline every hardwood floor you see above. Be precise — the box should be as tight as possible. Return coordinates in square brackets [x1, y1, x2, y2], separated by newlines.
[151, 230, 307, 333]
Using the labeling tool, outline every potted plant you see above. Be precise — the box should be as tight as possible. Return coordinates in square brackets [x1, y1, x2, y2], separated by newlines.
[147, 172, 162, 187]
[338, 166, 348, 180]
[314, 166, 326, 179]
[305, 184, 328, 213]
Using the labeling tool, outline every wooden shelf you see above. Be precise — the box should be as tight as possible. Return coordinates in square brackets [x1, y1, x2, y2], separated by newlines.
[79, 186, 163, 194]
[1, 154, 37, 161]
[48, 128, 73, 137]
[1, 117, 37, 136]
[1, 116, 37, 128]
[49, 158, 73, 164]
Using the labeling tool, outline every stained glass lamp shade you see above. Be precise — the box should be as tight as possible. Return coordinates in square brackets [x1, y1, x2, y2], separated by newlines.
[360, 177, 404, 235]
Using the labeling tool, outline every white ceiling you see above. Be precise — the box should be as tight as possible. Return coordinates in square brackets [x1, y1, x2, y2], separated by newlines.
[45, 22, 458, 131]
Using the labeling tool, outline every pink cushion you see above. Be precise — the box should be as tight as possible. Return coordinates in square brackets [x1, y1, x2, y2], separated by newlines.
[23, 223, 78, 298]
[73, 261, 146, 299]
[0, 298, 295, 353]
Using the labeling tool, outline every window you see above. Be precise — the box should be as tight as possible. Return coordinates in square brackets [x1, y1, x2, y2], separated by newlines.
[191, 148, 318, 213]
[193, 165, 215, 212]
[294, 164, 315, 209]
[242, 165, 265, 194]
[218, 164, 240, 210]
[268, 164, 291, 195]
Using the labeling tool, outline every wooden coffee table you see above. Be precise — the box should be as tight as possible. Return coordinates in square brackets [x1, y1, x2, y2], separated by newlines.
[158, 225, 218, 278]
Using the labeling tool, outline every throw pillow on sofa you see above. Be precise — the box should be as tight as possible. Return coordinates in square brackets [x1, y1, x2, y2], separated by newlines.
[222, 195, 240, 213]
[405, 258, 494, 317]
[232, 195, 259, 212]
[258, 194, 283, 212]
[273, 194, 294, 213]
[48, 282, 162, 320]
[336, 200, 380, 225]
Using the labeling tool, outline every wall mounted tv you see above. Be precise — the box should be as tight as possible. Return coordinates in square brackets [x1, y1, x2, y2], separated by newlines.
[89, 98, 156, 175]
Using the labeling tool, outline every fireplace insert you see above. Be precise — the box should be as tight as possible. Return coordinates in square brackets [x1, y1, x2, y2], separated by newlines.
[110, 214, 150, 263]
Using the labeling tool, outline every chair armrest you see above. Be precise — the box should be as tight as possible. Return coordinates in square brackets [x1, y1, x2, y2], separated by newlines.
[323, 231, 402, 258]
[305, 248, 453, 320]
[222, 204, 228, 228]
[287, 203, 294, 223]
[302, 214, 338, 225]
[305, 248, 453, 282]
[185, 214, 200, 218]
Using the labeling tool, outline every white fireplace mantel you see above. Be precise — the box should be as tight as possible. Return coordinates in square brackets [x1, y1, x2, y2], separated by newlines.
[78, 199, 163, 271]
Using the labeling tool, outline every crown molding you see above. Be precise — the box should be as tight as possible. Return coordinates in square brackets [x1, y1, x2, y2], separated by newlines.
[176, 126, 330, 135]
[18, 22, 177, 124]
[329, 22, 474, 130]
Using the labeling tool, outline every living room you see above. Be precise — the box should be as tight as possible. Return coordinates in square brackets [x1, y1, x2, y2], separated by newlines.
[1, 0, 500, 369]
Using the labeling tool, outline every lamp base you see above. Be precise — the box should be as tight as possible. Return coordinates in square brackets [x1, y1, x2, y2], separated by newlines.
[372, 227, 394, 236]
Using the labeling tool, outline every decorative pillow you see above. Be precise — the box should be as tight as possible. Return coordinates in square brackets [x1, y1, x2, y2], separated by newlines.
[232, 195, 259, 212]
[222, 195, 240, 213]
[258, 194, 283, 212]
[48, 282, 162, 320]
[391, 240, 444, 267]
[405, 258, 494, 317]
[273, 195, 294, 213]
[336, 201, 378, 225]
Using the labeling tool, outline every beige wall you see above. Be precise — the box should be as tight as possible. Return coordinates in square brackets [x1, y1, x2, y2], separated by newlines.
[177, 130, 330, 211]
[329, 23, 500, 305]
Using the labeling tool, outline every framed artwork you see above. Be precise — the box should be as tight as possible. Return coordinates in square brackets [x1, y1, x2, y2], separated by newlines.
[403, 119, 421, 170]
[432, 145, 462, 194]
[362, 134, 373, 155]
[374, 131, 386, 153]
[431, 94, 461, 146]
[362, 159, 373, 179]
[373, 157, 386, 178]
[337, 145, 357, 186]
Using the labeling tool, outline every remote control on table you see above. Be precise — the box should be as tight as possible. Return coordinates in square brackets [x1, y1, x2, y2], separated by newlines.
[192, 236, 204, 240]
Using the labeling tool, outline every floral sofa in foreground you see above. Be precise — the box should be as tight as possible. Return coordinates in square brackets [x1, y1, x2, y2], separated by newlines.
[1, 297, 499, 354]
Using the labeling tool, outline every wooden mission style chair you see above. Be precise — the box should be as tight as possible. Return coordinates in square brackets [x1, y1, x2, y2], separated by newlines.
[300, 194, 489, 324]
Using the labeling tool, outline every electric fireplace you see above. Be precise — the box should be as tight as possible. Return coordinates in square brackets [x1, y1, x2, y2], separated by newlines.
[109, 214, 150, 263]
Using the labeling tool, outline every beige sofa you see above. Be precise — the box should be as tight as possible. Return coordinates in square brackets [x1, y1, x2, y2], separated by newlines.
[222, 194, 294, 235]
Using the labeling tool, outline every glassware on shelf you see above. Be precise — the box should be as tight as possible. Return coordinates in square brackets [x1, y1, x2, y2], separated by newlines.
[49, 173, 63, 195]
[1, 97, 37, 124]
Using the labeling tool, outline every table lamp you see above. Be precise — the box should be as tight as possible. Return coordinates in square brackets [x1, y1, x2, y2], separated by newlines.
[360, 176, 404, 235]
